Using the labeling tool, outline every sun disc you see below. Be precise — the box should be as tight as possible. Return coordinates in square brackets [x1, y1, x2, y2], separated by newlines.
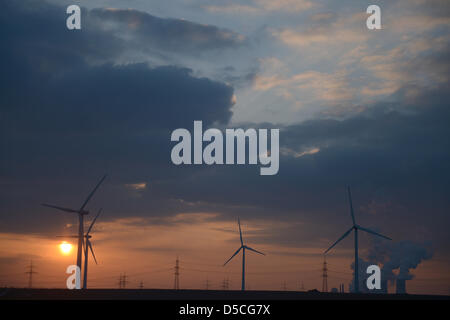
[59, 241, 73, 255]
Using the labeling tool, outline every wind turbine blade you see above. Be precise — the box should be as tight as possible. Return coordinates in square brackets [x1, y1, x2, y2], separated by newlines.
[324, 227, 354, 254]
[86, 208, 102, 235]
[223, 246, 242, 266]
[41, 204, 78, 213]
[357, 225, 392, 240]
[56, 235, 78, 238]
[238, 218, 243, 246]
[245, 246, 265, 256]
[79, 175, 107, 212]
[88, 240, 97, 264]
[347, 186, 356, 226]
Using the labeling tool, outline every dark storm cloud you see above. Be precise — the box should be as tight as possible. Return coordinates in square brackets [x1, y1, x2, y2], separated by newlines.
[2, 63, 233, 134]
[143, 85, 450, 250]
[89, 8, 246, 55]
[0, 0, 235, 232]
[0, 1, 123, 70]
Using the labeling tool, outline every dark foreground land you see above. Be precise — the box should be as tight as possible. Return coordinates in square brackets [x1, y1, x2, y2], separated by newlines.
[0, 288, 448, 300]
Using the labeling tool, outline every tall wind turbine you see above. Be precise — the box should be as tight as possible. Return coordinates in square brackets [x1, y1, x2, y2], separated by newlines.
[224, 218, 265, 291]
[42, 175, 107, 278]
[82, 209, 100, 289]
[59, 208, 101, 289]
[324, 186, 392, 293]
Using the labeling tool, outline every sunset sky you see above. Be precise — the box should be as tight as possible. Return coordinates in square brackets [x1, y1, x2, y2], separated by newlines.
[0, 0, 449, 295]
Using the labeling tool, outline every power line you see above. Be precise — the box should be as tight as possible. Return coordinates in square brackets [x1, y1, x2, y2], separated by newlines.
[88, 267, 173, 282]
[181, 266, 320, 275]
[328, 269, 353, 275]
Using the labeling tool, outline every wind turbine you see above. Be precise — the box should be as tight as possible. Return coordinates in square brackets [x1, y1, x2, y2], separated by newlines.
[82, 209, 100, 289]
[324, 186, 392, 293]
[224, 218, 265, 291]
[42, 175, 107, 279]
[58, 208, 101, 289]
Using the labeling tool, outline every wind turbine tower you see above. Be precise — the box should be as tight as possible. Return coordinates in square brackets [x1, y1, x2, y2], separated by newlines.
[223, 218, 265, 291]
[324, 186, 392, 292]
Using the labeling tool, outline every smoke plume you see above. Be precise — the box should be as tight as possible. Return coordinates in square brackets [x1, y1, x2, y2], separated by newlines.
[350, 240, 433, 293]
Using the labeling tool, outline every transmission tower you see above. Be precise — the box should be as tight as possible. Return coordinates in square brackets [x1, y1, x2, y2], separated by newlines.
[122, 273, 128, 288]
[139, 280, 144, 289]
[25, 260, 37, 288]
[174, 257, 180, 290]
[221, 278, 229, 290]
[322, 257, 328, 292]
[205, 278, 211, 290]
[118, 273, 128, 289]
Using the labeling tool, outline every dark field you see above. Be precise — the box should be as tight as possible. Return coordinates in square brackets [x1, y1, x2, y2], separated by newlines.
[1, 288, 448, 300]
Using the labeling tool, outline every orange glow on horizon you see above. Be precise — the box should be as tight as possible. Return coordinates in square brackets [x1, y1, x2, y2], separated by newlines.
[0, 217, 448, 295]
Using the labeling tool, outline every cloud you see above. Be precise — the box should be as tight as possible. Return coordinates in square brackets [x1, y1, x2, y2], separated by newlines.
[89, 8, 246, 55]
[204, 0, 315, 15]
[264, 9, 449, 110]
[358, 39, 450, 97]
[0, 0, 449, 267]
[252, 59, 355, 105]
[387, 0, 450, 34]
[125, 183, 147, 191]
[0, 0, 236, 232]
[281, 147, 320, 158]
[272, 12, 368, 48]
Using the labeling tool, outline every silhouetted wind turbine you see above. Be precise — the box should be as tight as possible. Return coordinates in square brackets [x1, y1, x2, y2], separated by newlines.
[82, 209, 101, 289]
[42, 175, 106, 278]
[58, 209, 102, 289]
[59, 208, 102, 289]
[324, 186, 392, 293]
[224, 218, 265, 291]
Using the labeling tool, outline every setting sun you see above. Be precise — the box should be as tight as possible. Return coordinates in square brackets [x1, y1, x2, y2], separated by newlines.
[59, 241, 73, 255]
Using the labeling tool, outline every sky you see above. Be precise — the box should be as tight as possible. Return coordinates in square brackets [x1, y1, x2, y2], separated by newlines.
[0, 0, 449, 294]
